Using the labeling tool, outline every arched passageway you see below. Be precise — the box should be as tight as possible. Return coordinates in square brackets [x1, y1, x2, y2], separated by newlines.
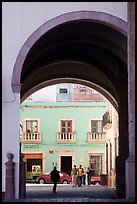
[12, 11, 128, 198]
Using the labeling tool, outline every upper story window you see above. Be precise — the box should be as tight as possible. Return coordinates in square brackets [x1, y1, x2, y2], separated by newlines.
[79, 88, 86, 94]
[59, 88, 68, 93]
[61, 120, 72, 133]
[91, 120, 103, 133]
[22, 118, 41, 143]
[57, 119, 76, 143]
[88, 119, 106, 143]
[26, 120, 38, 133]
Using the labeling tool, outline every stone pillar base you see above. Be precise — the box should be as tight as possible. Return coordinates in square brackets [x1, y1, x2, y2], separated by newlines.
[116, 156, 126, 198]
[126, 156, 135, 199]
[2, 192, 5, 200]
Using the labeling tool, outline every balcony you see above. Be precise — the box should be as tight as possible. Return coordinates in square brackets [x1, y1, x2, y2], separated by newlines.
[57, 132, 76, 143]
[88, 132, 106, 143]
[22, 132, 41, 143]
[102, 111, 112, 129]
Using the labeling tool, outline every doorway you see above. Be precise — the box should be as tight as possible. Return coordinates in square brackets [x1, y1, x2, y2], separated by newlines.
[61, 156, 72, 176]
[27, 159, 42, 180]
[90, 155, 102, 176]
[23, 153, 43, 180]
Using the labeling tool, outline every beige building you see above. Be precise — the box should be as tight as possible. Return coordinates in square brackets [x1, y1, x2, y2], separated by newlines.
[73, 85, 105, 101]
[103, 101, 119, 188]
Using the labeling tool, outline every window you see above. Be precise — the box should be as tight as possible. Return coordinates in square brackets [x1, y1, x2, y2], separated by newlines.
[90, 155, 102, 176]
[59, 88, 68, 93]
[91, 120, 103, 133]
[22, 119, 41, 143]
[61, 120, 72, 133]
[92, 89, 98, 94]
[26, 120, 38, 133]
[88, 119, 105, 142]
[59, 173, 64, 177]
[57, 119, 76, 143]
[79, 88, 86, 94]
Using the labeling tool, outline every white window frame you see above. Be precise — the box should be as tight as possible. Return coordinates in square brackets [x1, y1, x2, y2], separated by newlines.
[58, 118, 75, 133]
[23, 118, 40, 133]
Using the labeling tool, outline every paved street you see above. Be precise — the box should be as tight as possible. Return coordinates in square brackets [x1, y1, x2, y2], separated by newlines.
[3, 184, 135, 202]
[26, 184, 117, 199]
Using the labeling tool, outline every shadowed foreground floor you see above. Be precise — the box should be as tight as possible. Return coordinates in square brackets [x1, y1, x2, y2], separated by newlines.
[3, 184, 135, 202]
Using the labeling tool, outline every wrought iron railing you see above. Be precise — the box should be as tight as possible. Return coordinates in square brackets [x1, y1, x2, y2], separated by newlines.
[102, 111, 112, 129]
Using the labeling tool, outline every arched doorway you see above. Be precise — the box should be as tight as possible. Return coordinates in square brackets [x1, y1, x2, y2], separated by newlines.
[12, 11, 128, 198]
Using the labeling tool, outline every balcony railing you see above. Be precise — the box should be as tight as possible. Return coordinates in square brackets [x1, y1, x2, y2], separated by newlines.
[57, 132, 76, 143]
[102, 111, 112, 129]
[88, 132, 106, 143]
[22, 132, 41, 143]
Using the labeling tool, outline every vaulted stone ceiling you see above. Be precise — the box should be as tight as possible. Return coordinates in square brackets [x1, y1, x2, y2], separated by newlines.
[20, 19, 127, 111]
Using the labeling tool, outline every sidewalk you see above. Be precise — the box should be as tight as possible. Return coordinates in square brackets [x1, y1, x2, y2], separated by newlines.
[3, 198, 135, 202]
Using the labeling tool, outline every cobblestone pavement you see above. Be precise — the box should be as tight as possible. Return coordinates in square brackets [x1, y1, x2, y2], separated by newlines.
[3, 184, 135, 202]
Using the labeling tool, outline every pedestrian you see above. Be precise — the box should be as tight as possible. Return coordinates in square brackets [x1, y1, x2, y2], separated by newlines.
[77, 164, 84, 187]
[82, 167, 87, 185]
[71, 165, 77, 187]
[87, 167, 92, 185]
[50, 166, 60, 193]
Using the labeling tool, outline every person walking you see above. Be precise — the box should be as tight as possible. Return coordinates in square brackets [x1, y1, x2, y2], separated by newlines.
[71, 165, 77, 187]
[87, 167, 92, 185]
[77, 164, 84, 187]
[50, 166, 60, 193]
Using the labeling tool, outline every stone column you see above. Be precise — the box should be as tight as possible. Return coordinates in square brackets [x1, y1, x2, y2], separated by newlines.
[19, 153, 26, 198]
[116, 61, 128, 198]
[5, 153, 15, 200]
[126, 2, 135, 199]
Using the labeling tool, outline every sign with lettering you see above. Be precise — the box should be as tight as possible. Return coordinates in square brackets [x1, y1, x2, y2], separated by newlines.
[23, 144, 39, 149]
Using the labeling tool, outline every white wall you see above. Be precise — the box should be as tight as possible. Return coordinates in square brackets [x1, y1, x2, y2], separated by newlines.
[2, 2, 127, 100]
[2, 2, 127, 198]
[2, 94, 20, 198]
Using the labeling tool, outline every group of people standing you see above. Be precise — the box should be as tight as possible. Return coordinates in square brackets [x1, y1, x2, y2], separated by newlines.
[71, 164, 92, 187]
[49, 164, 93, 193]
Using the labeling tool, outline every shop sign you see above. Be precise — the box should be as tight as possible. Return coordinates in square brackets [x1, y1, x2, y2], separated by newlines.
[23, 144, 39, 149]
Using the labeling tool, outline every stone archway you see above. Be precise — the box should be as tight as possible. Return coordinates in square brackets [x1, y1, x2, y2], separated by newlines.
[11, 10, 127, 92]
[11, 11, 130, 198]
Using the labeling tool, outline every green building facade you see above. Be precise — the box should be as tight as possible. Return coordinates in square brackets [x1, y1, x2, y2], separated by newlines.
[20, 101, 107, 179]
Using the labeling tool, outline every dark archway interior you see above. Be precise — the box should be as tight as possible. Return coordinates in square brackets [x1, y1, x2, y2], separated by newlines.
[20, 20, 128, 198]
[20, 21, 127, 111]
